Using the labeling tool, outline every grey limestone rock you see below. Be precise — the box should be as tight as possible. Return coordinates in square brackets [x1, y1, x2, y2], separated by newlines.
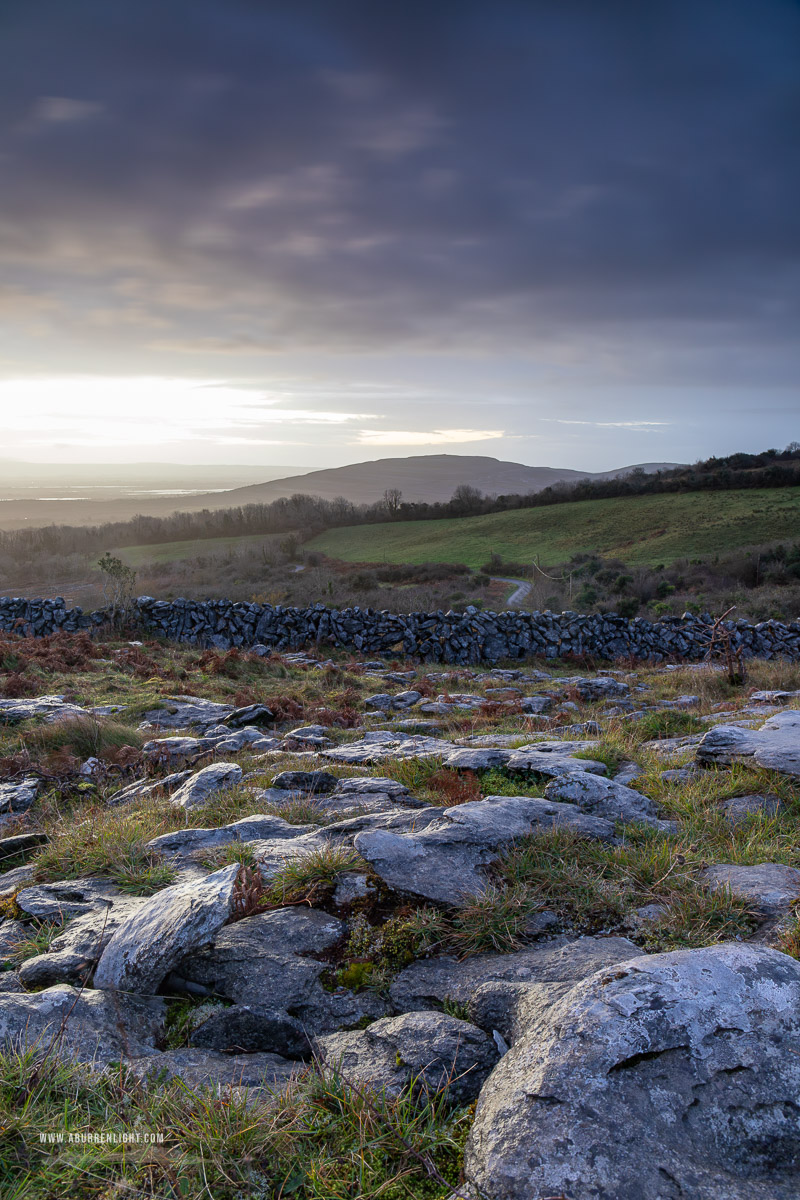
[14, 878, 120, 920]
[0, 919, 28, 966]
[224, 703, 274, 728]
[721, 792, 784, 826]
[169, 762, 243, 810]
[317, 1011, 498, 1103]
[464, 943, 800, 1200]
[0, 696, 90, 724]
[355, 796, 615, 905]
[173, 907, 385, 1056]
[0, 831, 48, 861]
[390, 936, 640, 1013]
[18, 896, 147, 989]
[270, 769, 339, 793]
[0, 777, 41, 814]
[700, 862, 800, 916]
[147, 813, 313, 862]
[0, 983, 165, 1063]
[697, 710, 800, 777]
[443, 748, 513, 770]
[139, 695, 234, 731]
[129, 1047, 299, 1092]
[142, 736, 213, 763]
[544, 772, 667, 828]
[108, 769, 193, 806]
[93, 864, 240, 993]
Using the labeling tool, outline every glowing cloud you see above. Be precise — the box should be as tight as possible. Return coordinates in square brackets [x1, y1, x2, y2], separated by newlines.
[356, 429, 505, 446]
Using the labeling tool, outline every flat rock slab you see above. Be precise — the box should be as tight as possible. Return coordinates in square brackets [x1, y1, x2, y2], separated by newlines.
[701, 862, 800, 914]
[128, 1047, 299, 1093]
[0, 831, 48, 861]
[355, 796, 615, 905]
[0, 983, 165, 1063]
[721, 793, 784, 826]
[169, 763, 243, 810]
[464, 943, 800, 1200]
[271, 770, 338, 794]
[15, 878, 121, 919]
[317, 1011, 498, 1103]
[390, 936, 640, 1012]
[504, 748, 608, 778]
[142, 736, 214, 763]
[0, 696, 91, 724]
[544, 772, 667, 828]
[697, 710, 800, 777]
[139, 696, 234, 730]
[323, 732, 463, 765]
[93, 863, 240, 993]
[108, 769, 193, 806]
[147, 814, 314, 861]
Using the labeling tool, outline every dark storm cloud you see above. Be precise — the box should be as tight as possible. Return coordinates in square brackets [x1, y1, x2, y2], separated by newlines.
[0, 0, 799, 380]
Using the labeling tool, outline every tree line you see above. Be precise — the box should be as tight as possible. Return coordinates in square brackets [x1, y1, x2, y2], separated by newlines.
[0, 444, 798, 563]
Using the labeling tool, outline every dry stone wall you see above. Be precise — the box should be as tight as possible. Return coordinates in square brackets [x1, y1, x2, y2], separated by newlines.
[1, 595, 799, 664]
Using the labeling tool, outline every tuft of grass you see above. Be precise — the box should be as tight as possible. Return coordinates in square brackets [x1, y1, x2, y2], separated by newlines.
[778, 915, 800, 960]
[257, 797, 334, 826]
[7, 919, 63, 963]
[477, 768, 542, 797]
[573, 745, 625, 774]
[20, 717, 145, 761]
[498, 827, 757, 949]
[201, 842, 258, 871]
[266, 846, 365, 905]
[631, 710, 706, 743]
[31, 800, 180, 892]
[404, 885, 539, 958]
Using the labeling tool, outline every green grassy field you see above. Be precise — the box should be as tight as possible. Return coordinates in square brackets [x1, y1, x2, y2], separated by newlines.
[307, 488, 800, 569]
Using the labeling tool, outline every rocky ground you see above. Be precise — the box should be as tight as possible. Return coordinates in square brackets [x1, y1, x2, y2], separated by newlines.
[0, 632, 799, 1198]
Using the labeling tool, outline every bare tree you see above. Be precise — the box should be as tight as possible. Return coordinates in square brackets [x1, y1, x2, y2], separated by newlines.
[382, 488, 403, 515]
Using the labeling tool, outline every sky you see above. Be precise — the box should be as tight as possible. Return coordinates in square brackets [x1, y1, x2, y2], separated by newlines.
[0, 0, 798, 471]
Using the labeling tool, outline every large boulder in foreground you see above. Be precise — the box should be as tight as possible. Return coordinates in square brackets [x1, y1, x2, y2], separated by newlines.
[93, 864, 240, 993]
[464, 943, 800, 1200]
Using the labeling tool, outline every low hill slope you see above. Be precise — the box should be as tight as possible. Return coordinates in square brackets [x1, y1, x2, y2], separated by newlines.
[194, 454, 682, 508]
[307, 487, 800, 569]
[0, 454, 681, 531]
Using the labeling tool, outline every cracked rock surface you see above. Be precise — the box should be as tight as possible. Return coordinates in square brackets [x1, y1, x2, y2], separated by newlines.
[464, 943, 800, 1200]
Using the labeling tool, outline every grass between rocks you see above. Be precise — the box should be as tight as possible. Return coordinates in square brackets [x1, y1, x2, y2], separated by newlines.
[0, 1050, 473, 1199]
[2, 633, 800, 1195]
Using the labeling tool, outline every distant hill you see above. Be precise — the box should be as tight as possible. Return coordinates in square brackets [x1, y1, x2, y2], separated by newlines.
[194, 455, 684, 508]
[0, 453, 681, 531]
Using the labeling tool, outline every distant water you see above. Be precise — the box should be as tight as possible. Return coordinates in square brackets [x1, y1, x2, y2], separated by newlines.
[0, 485, 235, 502]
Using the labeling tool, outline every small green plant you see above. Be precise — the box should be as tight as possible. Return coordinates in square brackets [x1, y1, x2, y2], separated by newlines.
[442, 998, 471, 1021]
[266, 846, 364, 905]
[573, 745, 625, 774]
[8, 919, 63, 963]
[633, 709, 705, 742]
[200, 842, 258, 871]
[163, 997, 229, 1049]
[478, 768, 541, 797]
[110, 858, 177, 895]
